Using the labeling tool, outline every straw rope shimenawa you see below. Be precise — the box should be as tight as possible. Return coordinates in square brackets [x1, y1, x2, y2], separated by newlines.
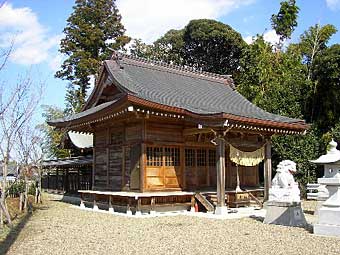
[229, 144, 265, 167]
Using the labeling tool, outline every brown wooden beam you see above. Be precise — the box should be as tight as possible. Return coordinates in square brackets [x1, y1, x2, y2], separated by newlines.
[216, 135, 226, 208]
[140, 118, 146, 192]
[264, 137, 272, 201]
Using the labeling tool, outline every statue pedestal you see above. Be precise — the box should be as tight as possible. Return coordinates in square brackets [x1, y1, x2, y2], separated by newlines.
[264, 201, 307, 227]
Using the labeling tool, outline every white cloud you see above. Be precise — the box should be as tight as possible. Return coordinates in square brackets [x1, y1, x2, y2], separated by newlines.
[263, 30, 280, 45]
[244, 35, 254, 44]
[0, 3, 61, 66]
[326, 0, 340, 10]
[116, 0, 255, 43]
[48, 53, 64, 72]
[243, 30, 280, 46]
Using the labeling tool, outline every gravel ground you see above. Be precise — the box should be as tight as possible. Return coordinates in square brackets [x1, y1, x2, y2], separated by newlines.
[2, 197, 340, 255]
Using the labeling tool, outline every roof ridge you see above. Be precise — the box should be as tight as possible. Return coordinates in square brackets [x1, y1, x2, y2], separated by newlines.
[111, 51, 234, 85]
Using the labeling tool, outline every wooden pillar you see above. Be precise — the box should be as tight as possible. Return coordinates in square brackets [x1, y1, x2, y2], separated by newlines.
[93, 194, 99, 211]
[180, 145, 185, 190]
[264, 137, 272, 201]
[65, 169, 69, 193]
[150, 197, 156, 215]
[136, 197, 142, 216]
[106, 128, 110, 190]
[92, 147, 96, 190]
[80, 193, 85, 209]
[190, 195, 196, 212]
[108, 195, 114, 213]
[126, 197, 132, 215]
[56, 169, 59, 192]
[106, 147, 110, 190]
[77, 169, 81, 191]
[216, 136, 226, 208]
[47, 172, 50, 190]
[140, 118, 146, 192]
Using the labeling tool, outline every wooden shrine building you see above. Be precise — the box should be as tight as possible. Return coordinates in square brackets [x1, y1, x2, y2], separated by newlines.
[42, 155, 93, 194]
[48, 52, 308, 214]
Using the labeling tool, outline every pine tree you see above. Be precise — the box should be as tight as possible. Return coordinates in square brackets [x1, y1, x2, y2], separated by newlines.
[55, 0, 130, 113]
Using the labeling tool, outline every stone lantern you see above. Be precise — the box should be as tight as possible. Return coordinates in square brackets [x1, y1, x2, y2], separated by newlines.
[311, 139, 340, 237]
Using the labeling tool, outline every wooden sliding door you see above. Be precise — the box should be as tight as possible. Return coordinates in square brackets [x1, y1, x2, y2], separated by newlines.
[145, 146, 182, 190]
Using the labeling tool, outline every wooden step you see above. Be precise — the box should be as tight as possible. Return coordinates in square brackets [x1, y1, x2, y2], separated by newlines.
[195, 193, 215, 212]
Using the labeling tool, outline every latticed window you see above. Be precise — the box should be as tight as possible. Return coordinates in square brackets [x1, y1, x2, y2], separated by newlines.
[185, 148, 195, 167]
[197, 149, 207, 166]
[165, 147, 180, 166]
[146, 147, 163, 166]
[208, 149, 216, 166]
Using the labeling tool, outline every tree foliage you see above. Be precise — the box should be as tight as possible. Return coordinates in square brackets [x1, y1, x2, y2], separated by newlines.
[130, 19, 245, 76]
[56, 0, 130, 113]
[271, 0, 299, 44]
[272, 128, 322, 192]
[299, 24, 337, 73]
[40, 105, 70, 159]
[181, 19, 245, 75]
[311, 44, 340, 131]
[236, 36, 306, 119]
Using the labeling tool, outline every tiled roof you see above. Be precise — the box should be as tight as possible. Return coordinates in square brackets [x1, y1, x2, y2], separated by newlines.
[104, 53, 303, 124]
[48, 52, 306, 128]
[48, 100, 119, 126]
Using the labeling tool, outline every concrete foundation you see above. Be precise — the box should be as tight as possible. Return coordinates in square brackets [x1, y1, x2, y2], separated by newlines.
[314, 223, 340, 237]
[264, 201, 307, 227]
[215, 206, 229, 215]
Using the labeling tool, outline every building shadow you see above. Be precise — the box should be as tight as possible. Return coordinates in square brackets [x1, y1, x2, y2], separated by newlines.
[249, 214, 314, 233]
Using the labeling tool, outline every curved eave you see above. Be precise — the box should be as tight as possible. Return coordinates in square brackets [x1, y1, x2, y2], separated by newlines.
[127, 95, 309, 132]
[47, 93, 308, 133]
[47, 95, 129, 128]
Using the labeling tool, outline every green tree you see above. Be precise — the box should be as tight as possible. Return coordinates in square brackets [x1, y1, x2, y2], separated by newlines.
[40, 105, 70, 159]
[237, 36, 306, 119]
[312, 44, 340, 131]
[271, 0, 299, 47]
[131, 19, 245, 76]
[129, 39, 154, 59]
[295, 24, 337, 122]
[272, 128, 322, 194]
[299, 24, 337, 78]
[182, 19, 245, 75]
[65, 84, 85, 115]
[152, 29, 184, 64]
[56, 0, 130, 113]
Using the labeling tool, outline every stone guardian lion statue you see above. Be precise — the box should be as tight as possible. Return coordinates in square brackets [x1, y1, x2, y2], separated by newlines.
[269, 160, 300, 203]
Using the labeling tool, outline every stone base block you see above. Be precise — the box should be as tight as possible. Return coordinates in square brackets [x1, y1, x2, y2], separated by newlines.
[264, 201, 307, 227]
[314, 223, 340, 237]
[318, 206, 340, 224]
[215, 206, 228, 215]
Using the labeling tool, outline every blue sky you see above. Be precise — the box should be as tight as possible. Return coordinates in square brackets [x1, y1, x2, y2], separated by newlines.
[1, 0, 340, 125]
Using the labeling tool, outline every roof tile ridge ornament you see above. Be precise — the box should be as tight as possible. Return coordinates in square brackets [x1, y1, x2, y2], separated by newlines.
[115, 51, 234, 84]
